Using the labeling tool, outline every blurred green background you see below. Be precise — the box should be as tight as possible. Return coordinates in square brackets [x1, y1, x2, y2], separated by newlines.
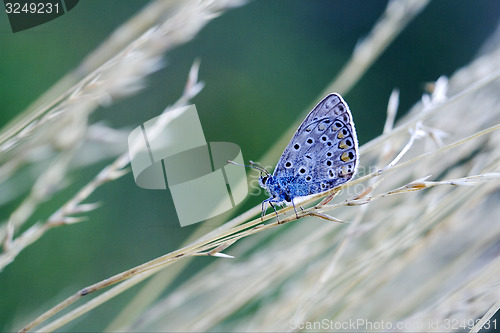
[0, 0, 499, 331]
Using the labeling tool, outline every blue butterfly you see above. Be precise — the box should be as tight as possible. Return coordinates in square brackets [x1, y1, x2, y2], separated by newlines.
[232, 93, 358, 219]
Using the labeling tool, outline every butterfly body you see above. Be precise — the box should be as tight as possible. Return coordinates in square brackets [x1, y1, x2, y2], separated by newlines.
[260, 93, 358, 217]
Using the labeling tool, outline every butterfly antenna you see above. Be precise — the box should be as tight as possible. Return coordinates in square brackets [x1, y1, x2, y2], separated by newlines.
[249, 160, 271, 176]
[227, 160, 270, 175]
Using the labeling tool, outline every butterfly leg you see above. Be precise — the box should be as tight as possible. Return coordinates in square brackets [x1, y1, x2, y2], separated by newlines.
[261, 199, 280, 222]
[291, 199, 299, 220]
[268, 201, 280, 223]
[261, 200, 267, 220]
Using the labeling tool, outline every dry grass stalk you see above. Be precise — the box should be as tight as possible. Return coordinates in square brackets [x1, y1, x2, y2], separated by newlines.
[27, 34, 500, 333]
[119, 17, 500, 333]
[0, 0, 245, 272]
[124, 82, 499, 333]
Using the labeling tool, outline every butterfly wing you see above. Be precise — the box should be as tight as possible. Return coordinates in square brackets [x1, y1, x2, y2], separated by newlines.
[272, 93, 358, 196]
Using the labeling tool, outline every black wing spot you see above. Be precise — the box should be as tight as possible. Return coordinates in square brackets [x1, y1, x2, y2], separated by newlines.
[325, 160, 332, 166]
[294, 143, 300, 150]
[285, 161, 292, 168]
[299, 167, 306, 174]
[339, 139, 353, 150]
[332, 121, 343, 131]
[340, 150, 356, 162]
[306, 138, 314, 145]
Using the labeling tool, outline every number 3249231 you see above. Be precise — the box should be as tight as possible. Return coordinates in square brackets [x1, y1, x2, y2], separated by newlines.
[5, 2, 60, 14]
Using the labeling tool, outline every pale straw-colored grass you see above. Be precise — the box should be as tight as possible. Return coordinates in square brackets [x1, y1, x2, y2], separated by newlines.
[0, 0, 245, 270]
[2, 0, 500, 332]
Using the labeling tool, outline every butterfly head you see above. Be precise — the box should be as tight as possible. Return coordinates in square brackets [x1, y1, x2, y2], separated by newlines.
[259, 174, 270, 187]
[227, 160, 271, 188]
